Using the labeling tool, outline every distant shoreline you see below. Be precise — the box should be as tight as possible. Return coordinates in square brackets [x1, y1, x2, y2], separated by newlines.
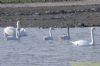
[0, 1, 100, 28]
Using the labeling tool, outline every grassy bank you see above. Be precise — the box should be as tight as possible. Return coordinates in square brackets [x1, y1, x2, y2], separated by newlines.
[69, 61, 100, 66]
[0, 0, 81, 3]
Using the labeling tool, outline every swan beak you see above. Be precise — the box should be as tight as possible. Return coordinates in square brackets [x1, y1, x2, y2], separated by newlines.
[93, 27, 95, 30]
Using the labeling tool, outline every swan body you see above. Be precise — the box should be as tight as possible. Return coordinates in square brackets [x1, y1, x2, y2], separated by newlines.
[60, 26, 70, 40]
[3, 26, 18, 40]
[43, 27, 53, 40]
[20, 28, 27, 36]
[60, 35, 70, 40]
[4, 26, 16, 36]
[71, 27, 95, 46]
[71, 40, 91, 46]
[43, 36, 53, 40]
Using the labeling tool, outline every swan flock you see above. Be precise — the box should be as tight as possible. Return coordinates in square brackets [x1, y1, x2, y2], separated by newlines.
[3, 21, 96, 46]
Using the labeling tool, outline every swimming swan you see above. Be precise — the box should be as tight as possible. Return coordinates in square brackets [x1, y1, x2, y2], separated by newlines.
[3, 20, 26, 40]
[60, 26, 70, 40]
[71, 27, 95, 46]
[43, 27, 53, 40]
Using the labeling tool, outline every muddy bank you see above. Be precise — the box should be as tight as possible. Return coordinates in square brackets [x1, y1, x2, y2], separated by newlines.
[0, 4, 100, 28]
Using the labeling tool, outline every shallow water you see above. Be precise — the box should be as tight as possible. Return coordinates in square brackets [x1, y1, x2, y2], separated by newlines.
[0, 27, 100, 66]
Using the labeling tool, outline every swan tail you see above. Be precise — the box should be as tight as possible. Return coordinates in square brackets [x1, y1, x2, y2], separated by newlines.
[70, 41, 74, 43]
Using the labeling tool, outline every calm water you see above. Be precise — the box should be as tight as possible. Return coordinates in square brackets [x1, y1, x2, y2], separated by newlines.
[0, 27, 100, 66]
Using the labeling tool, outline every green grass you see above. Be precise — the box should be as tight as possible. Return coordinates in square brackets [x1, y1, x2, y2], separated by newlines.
[0, 0, 82, 3]
[69, 61, 100, 66]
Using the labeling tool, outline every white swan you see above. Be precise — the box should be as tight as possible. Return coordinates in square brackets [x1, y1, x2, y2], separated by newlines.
[60, 26, 70, 40]
[43, 27, 53, 40]
[71, 27, 95, 46]
[3, 20, 26, 40]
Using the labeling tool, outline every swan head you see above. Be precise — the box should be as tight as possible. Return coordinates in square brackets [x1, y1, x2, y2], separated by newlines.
[91, 27, 95, 30]
[17, 20, 19, 25]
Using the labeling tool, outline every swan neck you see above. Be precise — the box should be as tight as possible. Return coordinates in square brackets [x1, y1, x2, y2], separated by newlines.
[16, 21, 21, 39]
[67, 26, 70, 39]
[49, 28, 52, 37]
[17, 21, 20, 30]
[90, 28, 94, 45]
[16, 29, 20, 39]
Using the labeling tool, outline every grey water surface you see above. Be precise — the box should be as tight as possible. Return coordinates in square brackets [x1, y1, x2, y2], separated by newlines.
[0, 27, 100, 66]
